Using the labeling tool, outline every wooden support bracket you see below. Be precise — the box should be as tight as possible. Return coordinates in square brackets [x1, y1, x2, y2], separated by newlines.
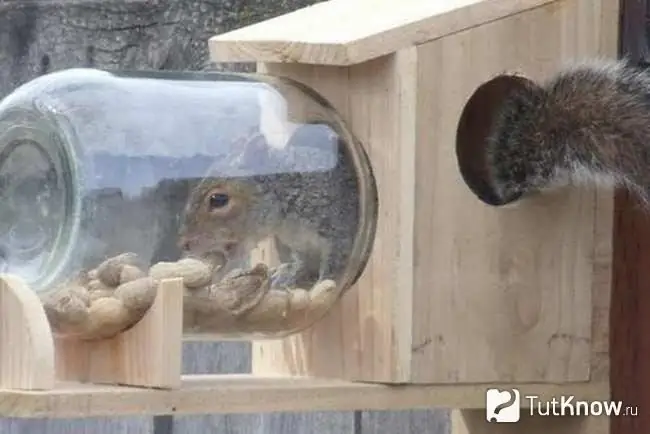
[55, 277, 184, 389]
[0, 273, 55, 390]
[0, 274, 184, 391]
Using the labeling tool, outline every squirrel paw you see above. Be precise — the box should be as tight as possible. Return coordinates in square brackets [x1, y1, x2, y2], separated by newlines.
[269, 263, 299, 289]
[270, 263, 319, 289]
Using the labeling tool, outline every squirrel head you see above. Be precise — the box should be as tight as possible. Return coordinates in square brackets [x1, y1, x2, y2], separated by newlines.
[177, 176, 280, 263]
[177, 132, 282, 263]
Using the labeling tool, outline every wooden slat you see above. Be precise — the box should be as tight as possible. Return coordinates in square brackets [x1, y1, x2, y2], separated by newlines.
[451, 410, 609, 434]
[208, 0, 558, 66]
[257, 412, 355, 434]
[173, 341, 262, 434]
[362, 410, 450, 434]
[5, 417, 155, 434]
[0, 375, 608, 418]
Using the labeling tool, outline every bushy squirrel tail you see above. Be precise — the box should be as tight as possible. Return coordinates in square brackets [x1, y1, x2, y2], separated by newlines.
[466, 58, 650, 207]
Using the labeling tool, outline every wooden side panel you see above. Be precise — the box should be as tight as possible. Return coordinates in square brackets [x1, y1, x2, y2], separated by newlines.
[410, 0, 615, 383]
[253, 51, 418, 382]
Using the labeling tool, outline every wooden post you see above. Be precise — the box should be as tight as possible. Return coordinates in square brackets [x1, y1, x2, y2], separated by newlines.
[609, 1, 650, 432]
[609, 191, 650, 434]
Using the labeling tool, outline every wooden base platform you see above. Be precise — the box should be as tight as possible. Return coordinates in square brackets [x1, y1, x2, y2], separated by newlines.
[0, 375, 608, 418]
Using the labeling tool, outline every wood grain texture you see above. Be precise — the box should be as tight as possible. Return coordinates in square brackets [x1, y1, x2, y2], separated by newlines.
[55, 278, 184, 389]
[0, 274, 55, 390]
[410, 0, 616, 384]
[208, 0, 558, 66]
[0, 375, 608, 418]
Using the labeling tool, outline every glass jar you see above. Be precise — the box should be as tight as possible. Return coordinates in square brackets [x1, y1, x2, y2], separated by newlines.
[0, 68, 377, 340]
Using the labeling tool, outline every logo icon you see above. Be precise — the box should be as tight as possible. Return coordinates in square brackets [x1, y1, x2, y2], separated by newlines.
[486, 388, 521, 423]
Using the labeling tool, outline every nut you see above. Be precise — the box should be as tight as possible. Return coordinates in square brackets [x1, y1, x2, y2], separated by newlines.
[120, 265, 146, 284]
[87, 279, 115, 293]
[84, 297, 130, 340]
[95, 253, 139, 287]
[150, 258, 212, 288]
[114, 277, 157, 313]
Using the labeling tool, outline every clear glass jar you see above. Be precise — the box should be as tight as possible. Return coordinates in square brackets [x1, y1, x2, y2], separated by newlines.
[0, 68, 377, 340]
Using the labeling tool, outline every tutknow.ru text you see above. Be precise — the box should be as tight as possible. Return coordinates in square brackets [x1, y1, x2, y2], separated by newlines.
[525, 395, 638, 417]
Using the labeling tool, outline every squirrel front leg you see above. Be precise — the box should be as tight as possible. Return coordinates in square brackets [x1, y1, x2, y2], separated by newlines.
[269, 238, 329, 289]
[269, 253, 305, 289]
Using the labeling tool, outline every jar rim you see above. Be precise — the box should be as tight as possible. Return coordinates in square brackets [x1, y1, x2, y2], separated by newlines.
[0, 106, 80, 293]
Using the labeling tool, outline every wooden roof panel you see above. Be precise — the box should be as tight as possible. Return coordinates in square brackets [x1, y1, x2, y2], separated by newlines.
[209, 0, 558, 66]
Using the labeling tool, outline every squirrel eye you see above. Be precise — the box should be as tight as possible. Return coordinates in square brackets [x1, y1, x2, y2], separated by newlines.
[208, 192, 230, 210]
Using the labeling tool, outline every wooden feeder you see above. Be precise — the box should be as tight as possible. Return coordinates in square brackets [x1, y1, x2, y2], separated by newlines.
[0, 0, 622, 432]
[210, 0, 616, 385]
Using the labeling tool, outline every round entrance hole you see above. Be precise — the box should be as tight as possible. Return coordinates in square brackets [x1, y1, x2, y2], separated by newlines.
[455, 73, 541, 206]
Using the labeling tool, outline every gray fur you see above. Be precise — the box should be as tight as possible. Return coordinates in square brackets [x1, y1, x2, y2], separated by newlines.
[485, 57, 650, 206]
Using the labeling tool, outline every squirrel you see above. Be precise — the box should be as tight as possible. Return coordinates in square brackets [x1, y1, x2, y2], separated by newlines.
[477, 58, 650, 207]
[176, 123, 364, 290]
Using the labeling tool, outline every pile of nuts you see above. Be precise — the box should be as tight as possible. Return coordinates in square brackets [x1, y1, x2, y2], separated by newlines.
[41, 252, 340, 340]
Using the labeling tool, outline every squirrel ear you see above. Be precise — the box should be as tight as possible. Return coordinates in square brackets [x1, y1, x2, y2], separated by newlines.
[233, 130, 270, 168]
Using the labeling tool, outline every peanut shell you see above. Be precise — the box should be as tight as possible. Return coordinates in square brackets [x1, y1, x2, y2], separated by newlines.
[114, 277, 157, 313]
[84, 297, 131, 340]
[120, 265, 146, 284]
[87, 279, 115, 293]
[150, 258, 213, 288]
[96, 252, 139, 287]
